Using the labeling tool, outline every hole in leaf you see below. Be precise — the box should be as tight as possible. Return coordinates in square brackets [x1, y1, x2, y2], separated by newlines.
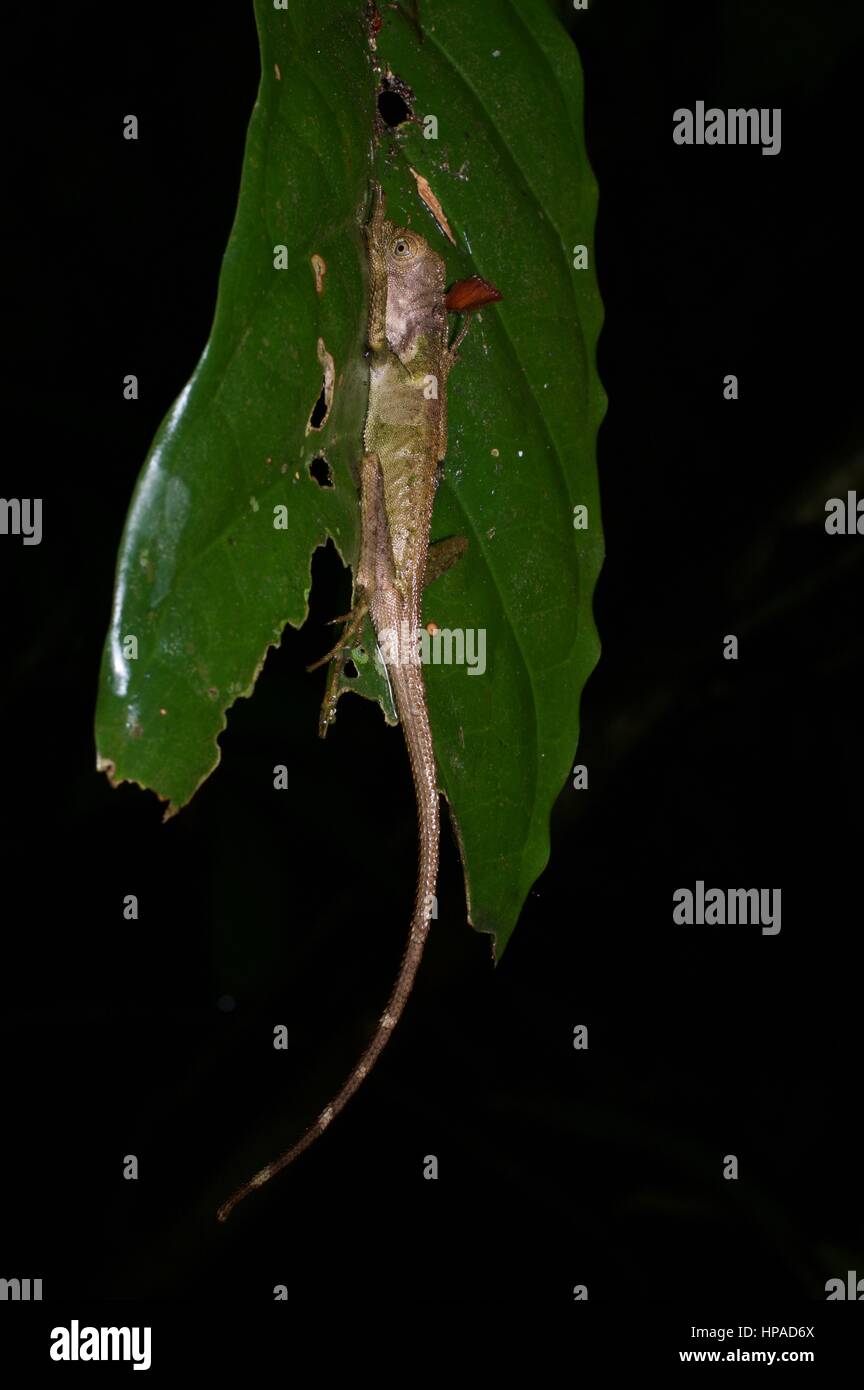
[344, 659, 359, 679]
[309, 455, 333, 488]
[377, 76, 413, 127]
[306, 338, 335, 434]
[309, 383, 329, 429]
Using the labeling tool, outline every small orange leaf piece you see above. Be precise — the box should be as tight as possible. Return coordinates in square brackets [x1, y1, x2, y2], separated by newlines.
[445, 275, 503, 314]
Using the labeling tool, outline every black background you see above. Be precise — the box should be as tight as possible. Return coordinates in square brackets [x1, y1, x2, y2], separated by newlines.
[2, 0, 862, 1310]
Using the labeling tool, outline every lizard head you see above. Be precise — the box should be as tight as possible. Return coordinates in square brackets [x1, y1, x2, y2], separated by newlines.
[366, 184, 446, 361]
[366, 185, 436, 280]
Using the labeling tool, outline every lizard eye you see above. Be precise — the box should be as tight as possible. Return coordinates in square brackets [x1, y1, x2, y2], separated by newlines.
[392, 236, 414, 258]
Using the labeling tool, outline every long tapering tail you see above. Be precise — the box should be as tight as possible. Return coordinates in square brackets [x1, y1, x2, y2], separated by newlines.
[217, 653, 438, 1222]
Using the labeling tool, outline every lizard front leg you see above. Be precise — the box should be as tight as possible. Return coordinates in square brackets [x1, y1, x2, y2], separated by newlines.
[424, 534, 468, 587]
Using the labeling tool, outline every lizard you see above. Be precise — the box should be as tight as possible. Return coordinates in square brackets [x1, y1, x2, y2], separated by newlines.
[216, 183, 500, 1222]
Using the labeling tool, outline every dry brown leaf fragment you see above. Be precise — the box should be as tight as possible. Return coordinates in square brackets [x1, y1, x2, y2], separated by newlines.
[445, 275, 503, 314]
[408, 166, 457, 245]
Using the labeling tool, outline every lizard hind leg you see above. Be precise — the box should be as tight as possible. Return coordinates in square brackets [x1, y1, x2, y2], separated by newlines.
[307, 598, 370, 738]
[306, 599, 369, 674]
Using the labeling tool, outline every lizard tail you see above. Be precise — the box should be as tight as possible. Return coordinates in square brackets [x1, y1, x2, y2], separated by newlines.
[217, 656, 439, 1223]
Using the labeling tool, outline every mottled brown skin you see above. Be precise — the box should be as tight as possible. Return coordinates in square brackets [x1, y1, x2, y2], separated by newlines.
[217, 187, 498, 1222]
[364, 186, 450, 599]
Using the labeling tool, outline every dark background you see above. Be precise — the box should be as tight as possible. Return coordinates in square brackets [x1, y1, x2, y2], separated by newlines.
[2, 0, 862, 1305]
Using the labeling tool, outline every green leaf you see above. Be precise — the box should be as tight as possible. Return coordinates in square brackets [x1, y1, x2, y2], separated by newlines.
[96, 2, 375, 806]
[95, 0, 604, 959]
[363, 1, 606, 955]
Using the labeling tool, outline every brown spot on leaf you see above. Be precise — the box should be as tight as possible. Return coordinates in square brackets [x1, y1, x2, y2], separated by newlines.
[311, 254, 326, 295]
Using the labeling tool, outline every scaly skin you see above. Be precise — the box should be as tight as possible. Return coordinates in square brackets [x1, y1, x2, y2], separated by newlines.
[217, 187, 483, 1222]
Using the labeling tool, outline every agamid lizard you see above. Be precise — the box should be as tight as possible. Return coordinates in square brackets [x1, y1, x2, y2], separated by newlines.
[217, 184, 500, 1222]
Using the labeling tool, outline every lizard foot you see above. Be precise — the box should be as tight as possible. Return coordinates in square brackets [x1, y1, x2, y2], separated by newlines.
[308, 600, 370, 738]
